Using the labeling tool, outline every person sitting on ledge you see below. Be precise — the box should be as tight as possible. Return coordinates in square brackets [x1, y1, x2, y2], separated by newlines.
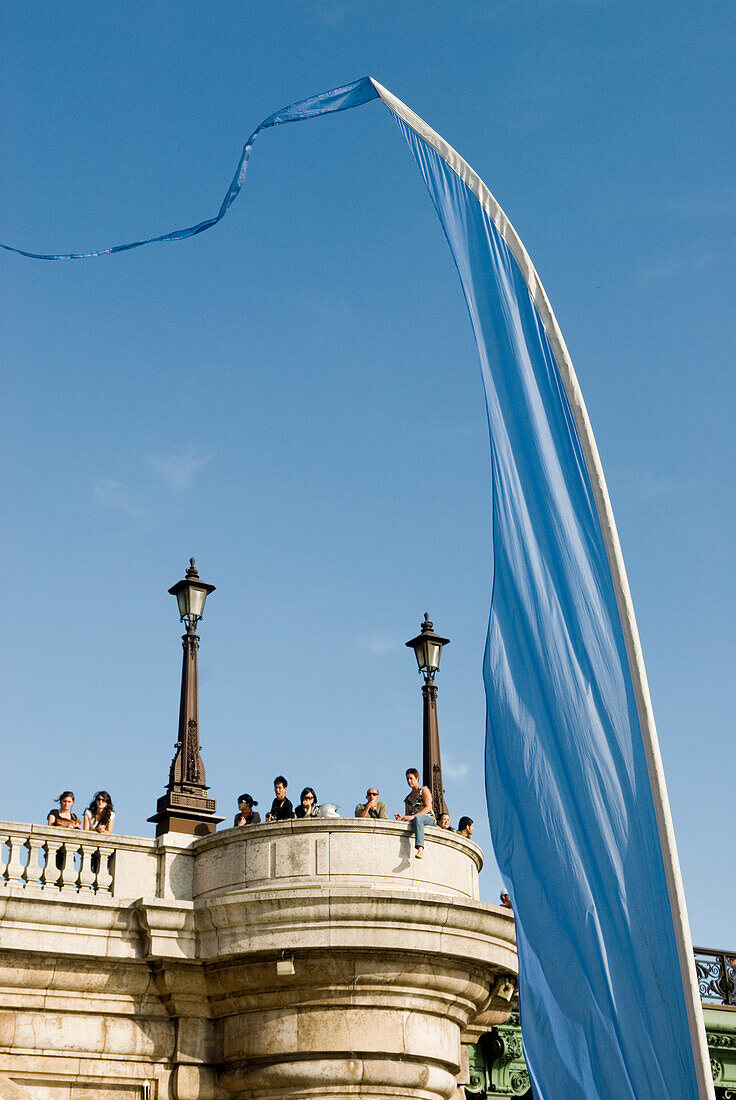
[500, 892, 513, 909]
[83, 791, 115, 833]
[438, 812, 451, 830]
[295, 786, 319, 818]
[47, 791, 82, 829]
[395, 768, 434, 859]
[266, 775, 294, 821]
[355, 787, 387, 819]
[234, 793, 261, 826]
[457, 816, 474, 839]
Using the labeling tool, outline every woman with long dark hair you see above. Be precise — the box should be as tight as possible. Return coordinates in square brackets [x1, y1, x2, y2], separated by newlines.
[83, 791, 115, 833]
[294, 787, 319, 818]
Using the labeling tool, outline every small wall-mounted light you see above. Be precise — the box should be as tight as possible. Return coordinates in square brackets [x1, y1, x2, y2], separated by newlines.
[493, 976, 516, 1002]
[276, 953, 295, 977]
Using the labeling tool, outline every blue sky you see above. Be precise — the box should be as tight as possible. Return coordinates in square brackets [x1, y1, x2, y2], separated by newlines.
[1, 1, 734, 944]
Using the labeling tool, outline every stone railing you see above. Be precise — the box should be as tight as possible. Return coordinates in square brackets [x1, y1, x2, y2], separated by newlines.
[0, 816, 485, 905]
[0, 824, 115, 892]
[0, 820, 191, 900]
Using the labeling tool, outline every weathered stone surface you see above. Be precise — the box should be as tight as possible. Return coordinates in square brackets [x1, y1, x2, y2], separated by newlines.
[194, 819, 482, 902]
[0, 820, 516, 1099]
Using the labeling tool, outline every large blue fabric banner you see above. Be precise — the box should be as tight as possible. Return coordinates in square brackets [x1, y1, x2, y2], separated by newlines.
[390, 111, 706, 1100]
[2, 78, 711, 1099]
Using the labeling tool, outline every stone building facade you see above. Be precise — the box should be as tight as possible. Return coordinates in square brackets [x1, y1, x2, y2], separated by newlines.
[0, 817, 518, 1100]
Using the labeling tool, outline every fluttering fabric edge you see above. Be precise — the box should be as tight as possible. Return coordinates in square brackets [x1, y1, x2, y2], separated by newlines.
[368, 77, 712, 1099]
[0, 77, 379, 260]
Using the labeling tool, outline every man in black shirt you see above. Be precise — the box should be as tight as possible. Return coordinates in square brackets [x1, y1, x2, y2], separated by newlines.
[266, 775, 294, 821]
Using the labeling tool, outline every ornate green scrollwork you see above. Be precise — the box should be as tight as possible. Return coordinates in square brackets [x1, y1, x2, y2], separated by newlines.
[466, 1039, 489, 1095]
[466, 1014, 531, 1098]
[466, 1007, 736, 1098]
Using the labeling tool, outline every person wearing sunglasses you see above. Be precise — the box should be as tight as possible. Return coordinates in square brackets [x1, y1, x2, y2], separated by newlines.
[295, 787, 319, 818]
[354, 787, 387, 819]
[83, 791, 115, 833]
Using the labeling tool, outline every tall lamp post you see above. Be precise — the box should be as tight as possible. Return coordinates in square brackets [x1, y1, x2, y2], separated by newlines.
[149, 558, 224, 838]
[405, 613, 450, 819]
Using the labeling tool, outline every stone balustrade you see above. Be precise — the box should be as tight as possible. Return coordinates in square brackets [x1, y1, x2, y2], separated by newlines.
[0, 820, 193, 901]
[1, 816, 484, 904]
[1, 822, 119, 894]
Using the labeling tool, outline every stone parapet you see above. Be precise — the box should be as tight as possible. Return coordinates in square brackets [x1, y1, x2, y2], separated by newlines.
[194, 818, 483, 902]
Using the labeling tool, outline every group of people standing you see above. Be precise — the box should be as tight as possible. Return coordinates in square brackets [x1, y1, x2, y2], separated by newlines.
[233, 769, 475, 861]
[233, 777, 320, 825]
[46, 791, 115, 833]
[42, 775, 474, 861]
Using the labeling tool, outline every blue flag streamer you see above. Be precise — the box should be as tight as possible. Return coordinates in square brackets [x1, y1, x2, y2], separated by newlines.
[0, 77, 378, 259]
[2, 78, 711, 1099]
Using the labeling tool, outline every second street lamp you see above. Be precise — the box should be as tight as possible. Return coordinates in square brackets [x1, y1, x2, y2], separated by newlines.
[406, 613, 450, 819]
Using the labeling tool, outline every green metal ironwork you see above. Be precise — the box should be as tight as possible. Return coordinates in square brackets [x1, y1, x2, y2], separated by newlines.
[466, 973, 736, 1099]
[466, 1014, 531, 1097]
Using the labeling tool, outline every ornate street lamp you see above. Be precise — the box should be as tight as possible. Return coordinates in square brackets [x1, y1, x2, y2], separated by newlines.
[406, 613, 450, 818]
[149, 559, 224, 838]
[168, 558, 216, 625]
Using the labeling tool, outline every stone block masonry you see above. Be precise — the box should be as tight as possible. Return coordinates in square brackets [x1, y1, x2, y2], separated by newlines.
[0, 818, 517, 1100]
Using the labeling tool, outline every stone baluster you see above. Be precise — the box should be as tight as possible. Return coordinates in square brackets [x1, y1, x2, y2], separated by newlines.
[78, 843, 96, 891]
[22, 838, 45, 888]
[58, 838, 80, 893]
[5, 835, 27, 886]
[96, 846, 114, 893]
[41, 838, 64, 889]
[0, 837, 9, 884]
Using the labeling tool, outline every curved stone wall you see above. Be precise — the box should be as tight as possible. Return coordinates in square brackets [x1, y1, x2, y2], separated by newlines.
[191, 821, 515, 1100]
[193, 818, 483, 902]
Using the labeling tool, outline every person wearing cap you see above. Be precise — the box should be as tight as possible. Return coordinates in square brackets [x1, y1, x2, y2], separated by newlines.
[354, 787, 387, 819]
[234, 794, 261, 826]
